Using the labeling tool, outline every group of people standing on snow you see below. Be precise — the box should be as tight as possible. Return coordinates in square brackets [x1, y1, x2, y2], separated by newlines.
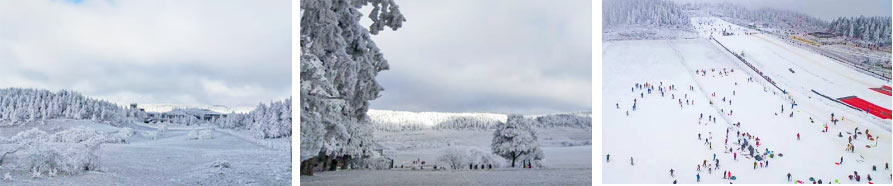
[621, 81, 694, 116]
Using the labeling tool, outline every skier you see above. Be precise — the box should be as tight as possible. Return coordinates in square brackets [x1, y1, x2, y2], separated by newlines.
[797, 133, 800, 140]
[840, 156, 843, 164]
[606, 153, 610, 162]
[787, 173, 792, 182]
[670, 169, 675, 177]
[713, 153, 717, 161]
[733, 152, 737, 160]
[673, 180, 677, 184]
[753, 162, 757, 169]
[630, 157, 634, 166]
[616, 103, 619, 109]
[697, 173, 701, 182]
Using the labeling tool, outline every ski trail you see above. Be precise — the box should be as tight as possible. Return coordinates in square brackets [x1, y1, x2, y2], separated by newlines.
[753, 34, 877, 88]
[666, 40, 735, 128]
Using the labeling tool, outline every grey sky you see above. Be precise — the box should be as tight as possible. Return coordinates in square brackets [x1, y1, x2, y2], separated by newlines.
[673, 0, 891, 21]
[0, 0, 291, 107]
[361, 0, 592, 114]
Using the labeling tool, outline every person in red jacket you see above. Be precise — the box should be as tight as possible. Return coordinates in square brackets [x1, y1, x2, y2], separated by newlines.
[797, 133, 800, 140]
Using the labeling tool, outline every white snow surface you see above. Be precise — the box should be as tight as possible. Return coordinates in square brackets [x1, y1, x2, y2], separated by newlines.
[0, 119, 290, 185]
[603, 17, 891, 184]
[302, 116, 592, 185]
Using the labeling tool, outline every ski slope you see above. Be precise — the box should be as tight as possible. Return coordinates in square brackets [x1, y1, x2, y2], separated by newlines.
[603, 17, 891, 184]
[697, 17, 891, 120]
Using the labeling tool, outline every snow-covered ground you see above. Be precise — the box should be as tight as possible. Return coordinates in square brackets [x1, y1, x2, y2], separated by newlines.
[603, 16, 891, 184]
[302, 115, 592, 185]
[0, 119, 290, 185]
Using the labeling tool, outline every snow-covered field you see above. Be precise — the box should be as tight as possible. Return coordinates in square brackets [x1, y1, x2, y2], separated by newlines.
[603, 16, 891, 184]
[0, 120, 291, 185]
[301, 113, 592, 185]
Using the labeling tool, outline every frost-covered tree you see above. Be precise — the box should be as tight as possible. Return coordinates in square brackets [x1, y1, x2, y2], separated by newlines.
[0, 88, 129, 126]
[437, 147, 468, 170]
[300, 0, 405, 175]
[827, 16, 892, 47]
[491, 114, 543, 168]
[213, 98, 292, 139]
[603, 0, 690, 28]
[690, 3, 828, 33]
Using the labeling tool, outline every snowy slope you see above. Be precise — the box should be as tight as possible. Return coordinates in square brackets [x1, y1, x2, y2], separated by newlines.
[603, 19, 891, 183]
[368, 109, 591, 131]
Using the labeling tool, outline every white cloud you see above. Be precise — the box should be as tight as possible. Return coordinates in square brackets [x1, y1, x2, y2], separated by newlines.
[362, 0, 592, 114]
[0, 0, 291, 107]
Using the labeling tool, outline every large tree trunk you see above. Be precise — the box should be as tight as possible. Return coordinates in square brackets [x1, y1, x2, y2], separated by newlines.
[511, 152, 517, 167]
[300, 157, 317, 176]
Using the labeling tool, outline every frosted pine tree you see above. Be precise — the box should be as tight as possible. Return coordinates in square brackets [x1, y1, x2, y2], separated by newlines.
[300, 0, 405, 175]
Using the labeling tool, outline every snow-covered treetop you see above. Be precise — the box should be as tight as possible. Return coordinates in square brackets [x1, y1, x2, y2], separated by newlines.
[827, 16, 891, 47]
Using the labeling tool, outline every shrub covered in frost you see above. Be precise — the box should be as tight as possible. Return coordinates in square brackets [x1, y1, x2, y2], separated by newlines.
[1, 127, 103, 177]
[210, 159, 231, 169]
[52, 126, 105, 145]
[158, 124, 168, 132]
[8, 128, 50, 145]
[188, 129, 214, 140]
[437, 147, 468, 170]
[25, 142, 100, 177]
[141, 131, 159, 140]
[105, 127, 134, 143]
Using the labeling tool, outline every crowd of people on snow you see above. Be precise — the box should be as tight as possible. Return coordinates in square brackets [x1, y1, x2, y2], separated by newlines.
[612, 66, 891, 184]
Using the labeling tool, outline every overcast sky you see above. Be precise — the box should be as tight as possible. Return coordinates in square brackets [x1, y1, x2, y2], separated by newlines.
[673, 0, 891, 21]
[0, 0, 290, 108]
[361, 0, 592, 114]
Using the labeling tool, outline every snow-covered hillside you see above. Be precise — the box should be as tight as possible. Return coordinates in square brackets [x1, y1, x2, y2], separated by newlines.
[368, 109, 592, 131]
[138, 103, 253, 114]
[603, 16, 891, 184]
[602, 0, 695, 41]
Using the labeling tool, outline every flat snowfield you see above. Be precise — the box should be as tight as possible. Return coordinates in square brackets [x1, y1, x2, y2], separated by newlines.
[0, 120, 291, 186]
[603, 28, 891, 184]
[301, 127, 592, 185]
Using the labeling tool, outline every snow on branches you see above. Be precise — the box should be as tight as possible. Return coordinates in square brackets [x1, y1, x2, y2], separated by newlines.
[300, 0, 405, 162]
[0, 88, 130, 126]
[0, 127, 113, 177]
[828, 16, 892, 47]
[214, 98, 292, 139]
[491, 114, 544, 168]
